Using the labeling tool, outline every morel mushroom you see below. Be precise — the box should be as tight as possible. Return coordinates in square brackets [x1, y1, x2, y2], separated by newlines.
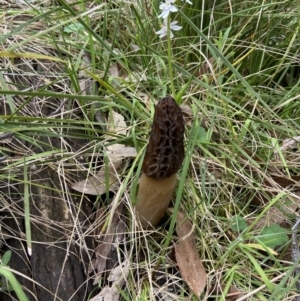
[135, 96, 185, 228]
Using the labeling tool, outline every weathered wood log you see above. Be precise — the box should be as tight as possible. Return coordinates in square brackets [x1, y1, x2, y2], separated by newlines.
[0, 56, 93, 300]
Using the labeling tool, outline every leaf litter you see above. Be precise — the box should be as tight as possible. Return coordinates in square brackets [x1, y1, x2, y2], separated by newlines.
[90, 259, 130, 301]
[88, 200, 126, 285]
[73, 107, 133, 291]
[174, 210, 207, 298]
[72, 110, 137, 195]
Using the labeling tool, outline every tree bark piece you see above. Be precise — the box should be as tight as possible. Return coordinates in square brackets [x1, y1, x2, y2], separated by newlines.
[29, 167, 89, 301]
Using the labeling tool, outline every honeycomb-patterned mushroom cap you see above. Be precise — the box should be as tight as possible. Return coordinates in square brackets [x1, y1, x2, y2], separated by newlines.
[142, 96, 185, 180]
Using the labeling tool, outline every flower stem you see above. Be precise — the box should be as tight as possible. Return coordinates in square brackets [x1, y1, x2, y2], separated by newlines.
[166, 17, 175, 96]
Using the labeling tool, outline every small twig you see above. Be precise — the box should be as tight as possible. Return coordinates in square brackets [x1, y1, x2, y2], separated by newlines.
[0, 133, 13, 162]
[292, 216, 300, 301]
[48, 100, 68, 117]
[31, 77, 48, 116]
[95, 109, 107, 131]
[236, 272, 287, 301]
[0, 156, 7, 163]
[0, 71, 71, 79]
[0, 132, 13, 141]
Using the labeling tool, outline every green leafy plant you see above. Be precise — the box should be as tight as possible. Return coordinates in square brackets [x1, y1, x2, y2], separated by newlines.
[64, 22, 84, 34]
[230, 215, 248, 233]
[256, 224, 289, 249]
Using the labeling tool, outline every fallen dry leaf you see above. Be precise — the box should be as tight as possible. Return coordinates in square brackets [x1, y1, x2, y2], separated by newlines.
[226, 285, 245, 300]
[175, 211, 207, 298]
[130, 43, 140, 51]
[106, 145, 137, 157]
[71, 168, 118, 195]
[72, 110, 136, 195]
[105, 110, 132, 165]
[275, 136, 300, 153]
[211, 283, 244, 301]
[109, 64, 119, 78]
[90, 259, 129, 301]
[264, 173, 300, 188]
[90, 234, 114, 283]
[89, 202, 125, 285]
[248, 190, 300, 231]
[198, 57, 215, 77]
[108, 64, 120, 88]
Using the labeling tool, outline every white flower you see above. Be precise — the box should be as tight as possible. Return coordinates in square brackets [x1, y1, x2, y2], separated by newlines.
[158, 0, 178, 19]
[181, 0, 193, 4]
[156, 19, 182, 39]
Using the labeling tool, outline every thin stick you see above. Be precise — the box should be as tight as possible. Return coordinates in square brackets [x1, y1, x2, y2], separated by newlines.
[236, 272, 287, 301]
[292, 217, 300, 301]
[23, 159, 32, 256]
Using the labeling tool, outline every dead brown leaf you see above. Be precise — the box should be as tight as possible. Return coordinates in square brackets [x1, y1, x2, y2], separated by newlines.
[72, 110, 136, 195]
[109, 64, 119, 78]
[175, 211, 207, 298]
[105, 110, 132, 165]
[249, 190, 300, 232]
[108, 64, 120, 88]
[225, 285, 244, 301]
[264, 173, 300, 189]
[275, 136, 300, 153]
[211, 282, 245, 301]
[89, 202, 125, 285]
[90, 259, 129, 301]
[71, 168, 118, 195]
[198, 57, 215, 77]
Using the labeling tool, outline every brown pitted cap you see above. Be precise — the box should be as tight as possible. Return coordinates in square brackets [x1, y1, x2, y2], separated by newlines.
[142, 96, 185, 180]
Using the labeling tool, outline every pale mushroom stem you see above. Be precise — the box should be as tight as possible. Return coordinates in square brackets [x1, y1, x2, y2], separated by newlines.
[135, 174, 177, 228]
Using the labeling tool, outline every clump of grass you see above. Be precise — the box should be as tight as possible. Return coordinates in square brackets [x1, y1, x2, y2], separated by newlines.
[0, 0, 300, 300]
